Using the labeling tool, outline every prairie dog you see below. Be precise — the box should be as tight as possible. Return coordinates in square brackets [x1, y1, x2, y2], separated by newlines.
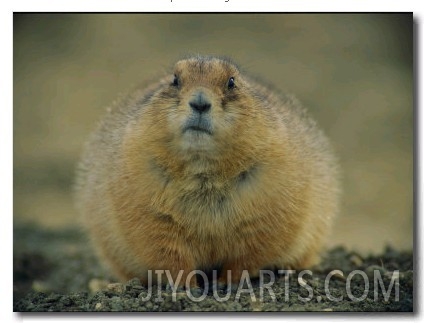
[76, 55, 340, 285]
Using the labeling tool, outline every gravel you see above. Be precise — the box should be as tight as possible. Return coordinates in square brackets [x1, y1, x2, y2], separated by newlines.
[13, 223, 413, 312]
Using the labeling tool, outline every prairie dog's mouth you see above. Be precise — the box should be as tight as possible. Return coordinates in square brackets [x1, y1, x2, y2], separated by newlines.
[184, 125, 212, 135]
[183, 118, 213, 135]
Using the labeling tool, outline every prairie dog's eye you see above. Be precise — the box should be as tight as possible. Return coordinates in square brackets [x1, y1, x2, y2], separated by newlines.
[172, 75, 179, 87]
[227, 77, 235, 90]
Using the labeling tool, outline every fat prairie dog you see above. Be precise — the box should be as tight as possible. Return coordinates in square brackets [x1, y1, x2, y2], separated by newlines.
[76, 55, 340, 286]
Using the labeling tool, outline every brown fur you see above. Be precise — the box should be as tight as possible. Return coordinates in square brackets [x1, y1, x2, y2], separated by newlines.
[75, 56, 340, 285]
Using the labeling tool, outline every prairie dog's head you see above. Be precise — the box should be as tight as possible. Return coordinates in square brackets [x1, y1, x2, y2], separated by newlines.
[143, 56, 266, 160]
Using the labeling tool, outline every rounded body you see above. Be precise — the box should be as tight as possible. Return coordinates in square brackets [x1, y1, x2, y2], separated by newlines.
[76, 56, 340, 285]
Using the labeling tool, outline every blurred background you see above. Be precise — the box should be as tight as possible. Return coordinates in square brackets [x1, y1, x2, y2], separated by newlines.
[14, 13, 413, 254]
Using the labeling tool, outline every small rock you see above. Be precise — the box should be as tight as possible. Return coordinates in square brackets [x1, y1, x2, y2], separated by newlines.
[251, 299, 263, 311]
[110, 296, 124, 311]
[331, 271, 346, 282]
[44, 293, 61, 303]
[107, 283, 125, 294]
[349, 253, 364, 267]
[32, 280, 51, 293]
[94, 302, 103, 310]
[88, 278, 109, 293]
[138, 290, 153, 301]
[127, 277, 142, 286]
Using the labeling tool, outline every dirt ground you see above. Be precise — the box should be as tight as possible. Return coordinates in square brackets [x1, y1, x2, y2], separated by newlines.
[13, 222, 413, 312]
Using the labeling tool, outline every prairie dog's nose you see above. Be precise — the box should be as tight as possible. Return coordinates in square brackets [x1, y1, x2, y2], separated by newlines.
[189, 91, 211, 114]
